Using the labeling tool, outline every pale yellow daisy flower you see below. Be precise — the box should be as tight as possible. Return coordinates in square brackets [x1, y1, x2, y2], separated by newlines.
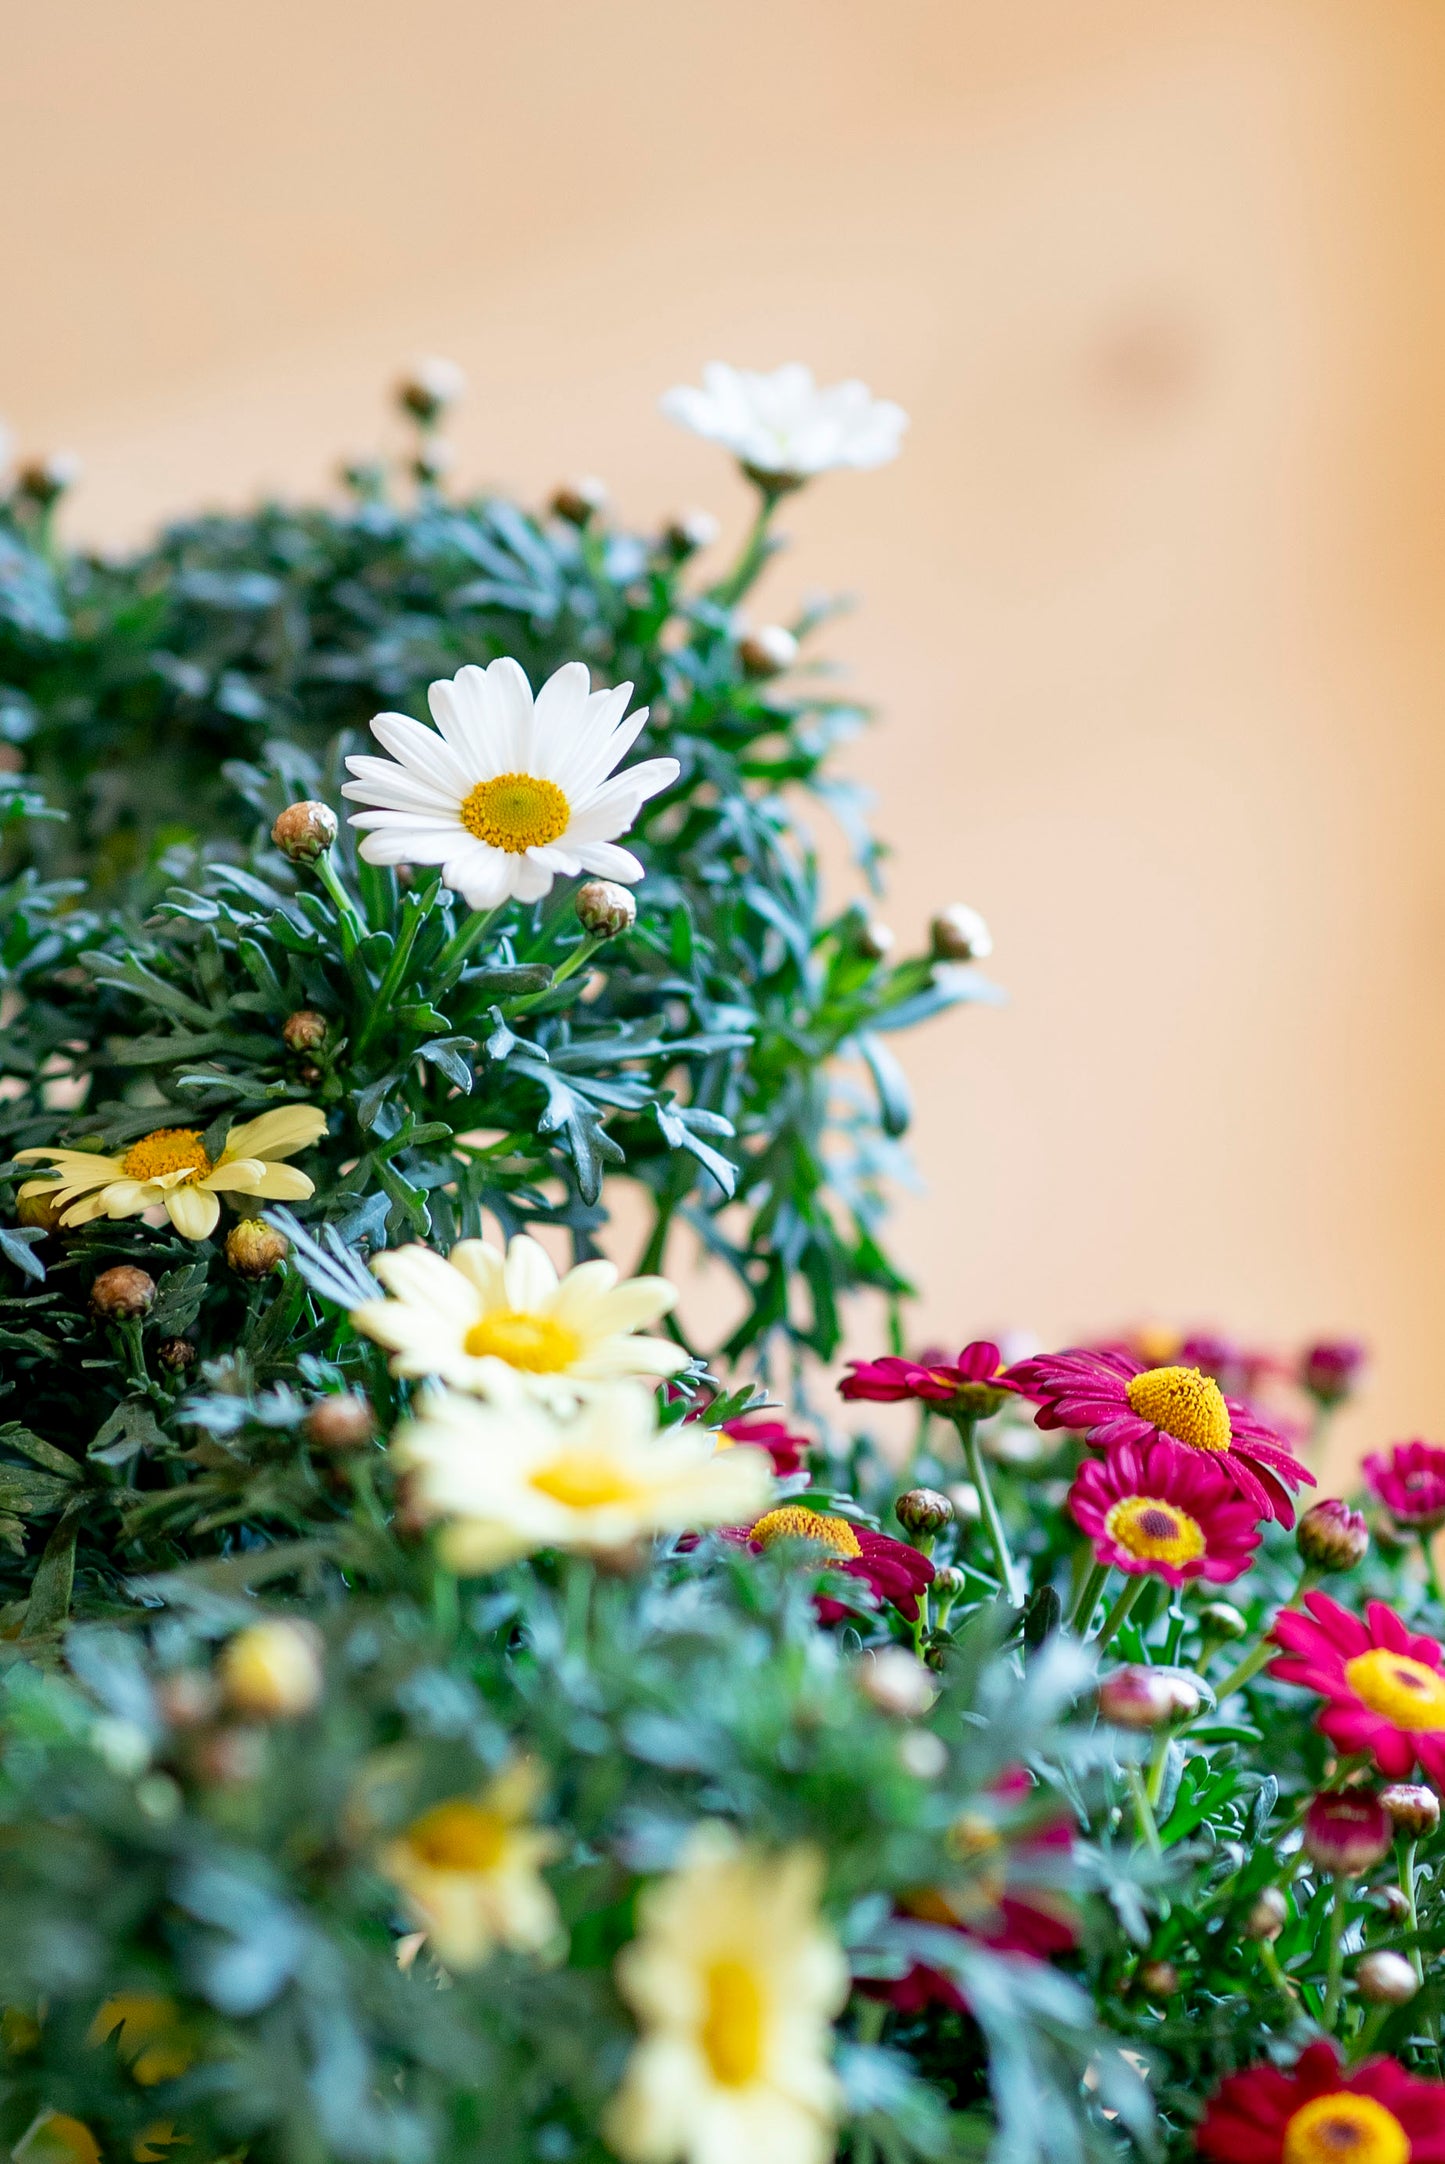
[378, 1759, 560, 1971]
[350, 1233, 690, 1404]
[606, 1824, 848, 2164]
[392, 1380, 772, 1573]
[15, 1105, 328, 1242]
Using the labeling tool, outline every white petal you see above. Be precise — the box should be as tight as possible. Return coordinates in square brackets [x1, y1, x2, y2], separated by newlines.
[503, 1234, 559, 1311]
[369, 712, 474, 794]
[356, 824, 462, 868]
[430, 670, 499, 770]
[509, 853, 555, 902]
[370, 1244, 482, 1324]
[574, 840, 644, 882]
[342, 763, 461, 815]
[442, 844, 517, 910]
[566, 758, 679, 838]
[478, 658, 537, 770]
[558, 704, 651, 798]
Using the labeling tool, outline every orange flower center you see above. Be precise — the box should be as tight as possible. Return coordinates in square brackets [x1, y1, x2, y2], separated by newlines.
[750, 1506, 862, 1558]
[1281, 2092, 1410, 2164]
[529, 1451, 640, 1511]
[405, 1799, 509, 1873]
[1125, 1365, 1232, 1453]
[459, 772, 570, 853]
[1344, 1646, 1445, 1731]
[700, 1959, 765, 2087]
[464, 1309, 581, 1372]
[1104, 1494, 1207, 1567]
[120, 1128, 212, 1183]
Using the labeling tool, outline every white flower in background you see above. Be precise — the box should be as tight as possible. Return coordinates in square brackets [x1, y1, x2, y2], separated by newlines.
[351, 1233, 691, 1403]
[661, 363, 907, 483]
[393, 1381, 773, 1572]
[15, 1105, 327, 1242]
[379, 1759, 560, 1971]
[605, 1824, 847, 2164]
[342, 658, 679, 909]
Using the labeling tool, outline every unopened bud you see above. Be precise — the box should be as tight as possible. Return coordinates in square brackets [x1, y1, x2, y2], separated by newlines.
[17, 452, 81, 507]
[155, 1670, 220, 1730]
[1243, 1887, 1289, 1941]
[550, 476, 609, 526]
[396, 356, 465, 426]
[220, 1620, 323, 1719]
[1297, 1498, 1369, 1573]
[1301, 1339, 1367, 1409]
[931, 1564, 969, 1605]
[91, 1265, 155, 1321]
[929, 904, 993, 964]
[1380, 1782, 1440, 1838]
[575, 879, 636, 941]
[894, 1487, 954, 1540]
[898, 1730, 948, 1780]
[1136, 1960, 1180, 1998]
[304, 1395, 375, 1451]
[1098, 1666, 1181, 1731]
[1356, 1950, 1419, 2006]
[859, 1647, 938, 1719]
[271, 800, 337, 864]
[412, 441, 455, 487]
[282, 1009, 329, 1054]
[856, 919, 895, 963]
[738, 625, 798, 677]
[1198, 1600, 1249, 1642]
[1378, 1883, 1412, 1924]
[1303, 1790, 1393, 1877]
[156, 1336, 195, 1374]
[225, 1220, 289, 1280]
[662, 509, 720, 557]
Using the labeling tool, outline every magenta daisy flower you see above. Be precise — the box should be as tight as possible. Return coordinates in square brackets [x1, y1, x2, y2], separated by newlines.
[716, 1415, 809, 1477]
[840, 1341, 1006, 1417]
[1197, 2040, 1445, 2163]
[1362, 1440, 1445, 1535]
[732, 1505, 934, 1622]
[1005, 1348, 1312, 1526]
[1270, 1591, 1445, 1782]
[1068, 1439, 1262, 1588]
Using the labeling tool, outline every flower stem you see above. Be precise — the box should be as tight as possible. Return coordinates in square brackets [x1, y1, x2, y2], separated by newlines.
[1321, 1878, 1348, 2030]
[433, 904, 501, 996]
[1421, 1532, 1445, 1615]
[509, 932, 604, 1011]
[712, 490, 784, 610]
[1092, 1574, 1146, 1653]
[1402, 1838, 1423, 1983]
[953, 1414, 1018, 1602]
[1126, 1763, 1162, 1857]
[1069, 1560, 1110, 1637]
[313, 851, 366, 963]
[562, 1557, 594, 1663]
[1212, 1564, 1323, 1702]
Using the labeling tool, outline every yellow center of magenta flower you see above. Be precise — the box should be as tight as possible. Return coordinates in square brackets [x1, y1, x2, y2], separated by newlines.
[1344, 1647, 1445, 1731]
[120, 1128, 212, 1183]
[530, 1451, 640, 1510]
[460, 772, 570, 853]
[750, 1506, 863, 1558]
[1281, 2093, 1410, 2164]
[405, 1800, 509, 1873]
[700, 1958, 765, 2087]
[1104, 1494, 1206, 1566]
[464, 1309, 582, 1371]
[1125, 1365, 1232, 1453]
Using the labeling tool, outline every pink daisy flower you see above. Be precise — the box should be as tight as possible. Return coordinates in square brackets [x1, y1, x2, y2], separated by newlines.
[1270, 1591, 1445, 1783]
[715, 1415, 809, 1477]
[1197, 2040, 1445, 2163]
[1362, 1439, 1445, 1535]
[730, 1505, 934, 1622]
[840, 1341, 1006, 1417]
[1068, 1439, 1262, 1588]
[1005, 1348, 1312, 1526]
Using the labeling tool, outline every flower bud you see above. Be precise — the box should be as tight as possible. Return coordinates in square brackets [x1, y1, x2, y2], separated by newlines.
[1301, 1339, 1367, 1408]
[662, 509, 720, 557]
[412, 441, 455, 487]
[282, 1009, 329, 1053]
[1377, 1883, 1412, 1924]
[396, 356, 465, 426]
[225, 1220, 289, 1280]
[1302, 1790, 1394, 1877]
[271, 800, 337, 863]
[1296, 1498, 1369, 1573]
[859, 1647, 938, 1718]
[17, 451, 81, 507]
[929, 904, 993, 964]
[898, 1730, 947, 1780]
[1098, 1665, 1181, 1731]
[1356, 1950, 1419, 2006]
[856, 919, 895, 963]
[303, 1394, 376, 1452]
[1243, 1887, 1289, 1941]
[739, 625, 798, 677]
[550, 475, 609, 526]
[930, 1563, 968, 1604]
[1198, 1600, 1249, 1642]
[894, 1487, 954, 1540]
[1136, 1960, 1180, 1998]
[1380, 1782, 1440, 1838]
[155, 1670, 220, 1730]
[575, 879, 637, 941]
[220, 1620, 323, 1720]
[90, 1265, 156, 1321]
[156, 1336, 195, 1374]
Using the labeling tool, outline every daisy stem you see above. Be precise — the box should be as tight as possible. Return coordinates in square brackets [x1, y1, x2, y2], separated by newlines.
[313, 851, 366, 964]
[510, 933, 605, 1011]
[1092, 1575, 1146, 1653]
[1420, 1531, 1445, 1615]
[1068, 1560, 1110, 1637]
[433, 905, 502, 997]
[1211, 1563, 1323, 1703]
[1126, 1763, 1162, 1858]
[1350, 2005, 1390, 2064]
[712, 490, 783, 609]
[1321, 1877, 1348, 2030]
[952, 1415, 1018, 1604]
[354, 905, 429, 1052]
[1401, 1838, 1424, 1984]
[562, 1557, 594, 1663]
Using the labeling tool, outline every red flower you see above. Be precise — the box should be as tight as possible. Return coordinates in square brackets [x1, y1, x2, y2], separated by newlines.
[1270, 1591, 1445, 1784]
[1068, 1439, 1262, 1587]
[1005, 1348, 1312, 1526]
[1362, 1440, 1445, 1536]
[1197, 2040, 1445, 2162]
[715, 1416, 810, 1477]
[736, 1505, 934, 1622]
[840, 1341, 1006, 1415]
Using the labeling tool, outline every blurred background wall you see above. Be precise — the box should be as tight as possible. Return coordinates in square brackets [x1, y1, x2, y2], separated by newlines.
[4, 0, 1445, 1474]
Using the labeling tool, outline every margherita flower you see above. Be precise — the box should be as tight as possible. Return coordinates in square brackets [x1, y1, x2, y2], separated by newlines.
[379, 1759, 560, 1971]
[1362, 1440, 1445, 1535]
[1271, 1592, 1445, 1783]
[739, 1505, 934, 1623]
[1197, 2040, 1445, 2164]
[713, 1415, 810, 1477]
[1005, 1348, 1312, 1526]
[351, 1234, 689, 1404]
[342, 657, 679, 909]
[605, 1824, 848, 2164]
[15, 1106, 327, 1242]
[1068, 1439, 1262, 1588]
[840, 1342, 1007, 1418]
[661, 362, 907, 484]
[393, 1382, 772, 1572]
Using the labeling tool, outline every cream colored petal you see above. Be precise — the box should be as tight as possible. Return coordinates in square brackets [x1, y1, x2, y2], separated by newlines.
[580, 1277, 680, 1335]
[437, 1519, 532, 1573]
[200, 1157, 268, 1194]
[14, 1148, 127, 1178]
[59, 1189, 123, 1227]
[572, 1336, 691, 1378]
[502, 1234, 559, 1311]
[243, 1163, 315, 1200]
[369, 1245, 482, 1324]
[96, 1180, 158, 1217]
[442, 1239, 509, 1308]
[544, 1257, 620, 1324]
[221, 1105, 328, 1163]
[166, 1185, 221, 1240]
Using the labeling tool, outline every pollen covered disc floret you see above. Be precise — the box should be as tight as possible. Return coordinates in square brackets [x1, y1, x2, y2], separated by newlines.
[1124, 1365, 1231, 1454]
[1281, 2094, 1409, 2164]
[1103, 1494, 1206, 1568]
[1344, 1648, 1445, 1732]
[1067, 1435, 1262, 1587]
[1272, 1591, 1445, 1783]
[750, 1506, 863, 1560]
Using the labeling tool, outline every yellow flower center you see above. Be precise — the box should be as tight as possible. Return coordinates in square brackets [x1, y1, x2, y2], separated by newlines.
[464, 1309, 581, 1373]
[700, 1958, 765, 2087]
[120, 1128, 212, 1183]
[405, 1800, 509, 1873]
[1104, 1494, 1207, 1566]
[1124, 1365, 1232, 1453]
[24, 2116, 102, 2164]
[750, 1506, 863, 1558]
[87, 1994, 192, 2086]
[946, 1813, 1004, 1863]
[1281, 2093, 1410, 2164]
[530, 1451, 640, 1511]
[459, 772, 570, 853]
[1345, 1647, 1445, 1731]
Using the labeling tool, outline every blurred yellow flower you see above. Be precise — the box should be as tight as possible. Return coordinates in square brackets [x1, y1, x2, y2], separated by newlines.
[606, 1825, 848, 2164]
[13, 2114, 101, 2164]
[16, 1105, 328, 1241]
[379, 1760, 560, 1971]
[87, 1993, 193, 2085]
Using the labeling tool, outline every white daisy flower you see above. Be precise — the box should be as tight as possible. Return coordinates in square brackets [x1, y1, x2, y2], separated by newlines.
[661, 363, 907, 483]
[341, 658, 680, 910]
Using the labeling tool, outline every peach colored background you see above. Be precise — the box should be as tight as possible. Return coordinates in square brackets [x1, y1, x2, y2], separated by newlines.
[6, 0, 1445, 1480]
